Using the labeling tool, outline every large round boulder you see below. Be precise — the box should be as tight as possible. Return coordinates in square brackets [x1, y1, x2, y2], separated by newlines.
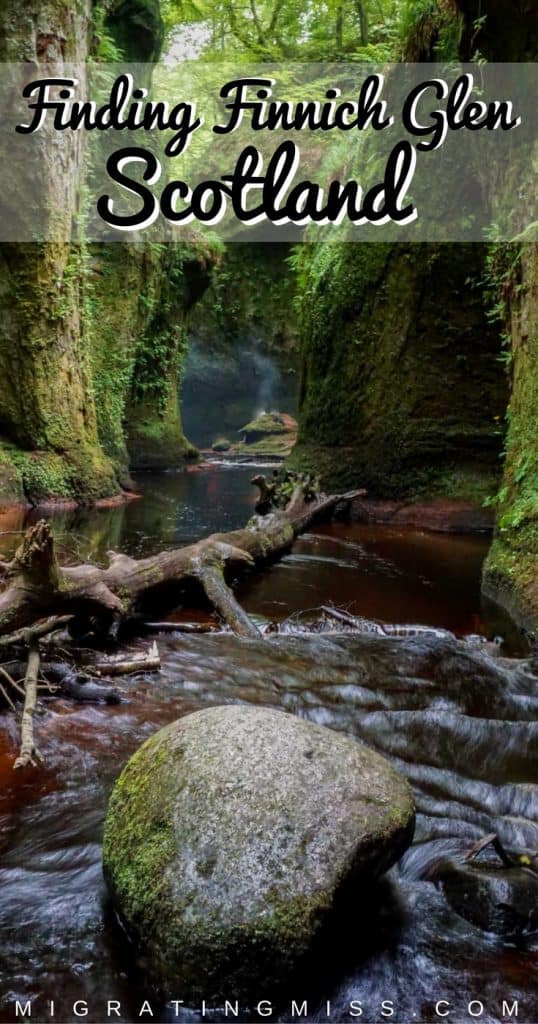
[103, 706, 415, 1000]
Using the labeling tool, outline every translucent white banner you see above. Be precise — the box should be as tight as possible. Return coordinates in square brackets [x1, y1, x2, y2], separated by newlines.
[0, 62, 536, 241]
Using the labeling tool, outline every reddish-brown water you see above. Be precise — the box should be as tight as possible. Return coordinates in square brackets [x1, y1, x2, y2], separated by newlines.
[0, 465, 536, 1024]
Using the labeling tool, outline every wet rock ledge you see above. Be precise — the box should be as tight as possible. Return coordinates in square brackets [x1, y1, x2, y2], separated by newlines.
[103, 705, 415, 1001]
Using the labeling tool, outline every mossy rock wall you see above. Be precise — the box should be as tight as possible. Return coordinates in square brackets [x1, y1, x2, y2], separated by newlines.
[456, 3, 538, 629]
[291, 243, 507, 498]
[105, 0, 164, 61]
[0, 0, 209, 502]
[86, 245, 150, 488]
[0, 239, 209, 504]
[183, 244, 300, 447]
[483, 244, 538, 630]
[126, 371, 198, 471]
[123, 244, 212, 469]
[0, 0, 120, 504]
[87, 243, 209, 480]
[0, 0, 91, 59]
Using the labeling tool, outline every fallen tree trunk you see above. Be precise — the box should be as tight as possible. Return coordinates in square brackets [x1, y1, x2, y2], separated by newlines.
[199, 564, 261, 638]
[0, 482, 364, 638]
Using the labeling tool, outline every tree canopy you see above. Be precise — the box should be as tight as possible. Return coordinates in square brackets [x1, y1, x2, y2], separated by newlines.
[161, 0, 409, 61]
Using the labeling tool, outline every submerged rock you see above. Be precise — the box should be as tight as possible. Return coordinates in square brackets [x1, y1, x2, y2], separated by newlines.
[441, 862, 538, 939]
[103, 705, 414, 1000]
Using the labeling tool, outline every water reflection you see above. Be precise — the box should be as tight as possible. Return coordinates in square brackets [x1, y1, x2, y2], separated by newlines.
[0, 466, 494, 636]
[0, 466, 259, 567]
[238, 525, 492, 637]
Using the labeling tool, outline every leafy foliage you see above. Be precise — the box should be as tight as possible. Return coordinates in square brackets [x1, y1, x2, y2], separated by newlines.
[162, 0, 410, 61]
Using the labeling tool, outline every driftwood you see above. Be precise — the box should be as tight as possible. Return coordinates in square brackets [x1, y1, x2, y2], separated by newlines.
[200, 563, 261, 638]
[13, 642, 40, 769]
[142, 621, 216, 634]
[43, 663, 121, 703]
[321, 605, 370, 629]
[0, 666, 18, 710]
[93, 641, 161, 676]
[0, 615, 72, 649]
[252, 470, 324, 514]
[465, 833, 538, 876]
[0, 480, 364, 639]
[0, 659, 121, 704]
[251, 473, 278, 513]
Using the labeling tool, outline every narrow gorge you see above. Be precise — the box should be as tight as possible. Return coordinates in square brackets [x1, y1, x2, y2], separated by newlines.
[0, 3, 536, 1023]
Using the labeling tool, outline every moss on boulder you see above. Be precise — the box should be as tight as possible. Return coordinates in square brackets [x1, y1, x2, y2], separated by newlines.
[103, 705, 415, 1002]
[230, 411, 298, 457]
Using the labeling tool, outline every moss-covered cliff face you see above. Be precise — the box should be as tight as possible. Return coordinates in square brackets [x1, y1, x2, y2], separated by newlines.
[0, 243, 120, 504]
[0, 0, 120, 504]
[123, 244, 212, 470]
[290, 0, 527, 499]
[287, 0, 537, 631]
[450, 0, 538, 628]
[483, 245, 538, 630]
[0, 0, 89, 59]
[182, 245, 299, 448]
[0, 0, 207, 503]
[105, 0, 163, 60]
[291, 243, 507, 496]
[85, 243, 209, 482]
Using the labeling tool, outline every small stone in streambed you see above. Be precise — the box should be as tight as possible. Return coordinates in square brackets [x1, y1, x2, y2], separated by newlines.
[102, 705, 415, 1002]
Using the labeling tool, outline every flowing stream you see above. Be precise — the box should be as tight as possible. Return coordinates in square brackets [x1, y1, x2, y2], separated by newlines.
[0, 465, 536, 1024]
